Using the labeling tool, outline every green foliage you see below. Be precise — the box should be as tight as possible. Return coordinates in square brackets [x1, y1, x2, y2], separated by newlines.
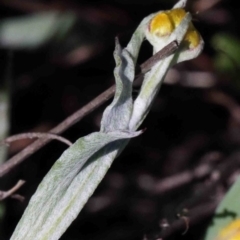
[212, 33, 240, 76]
[0, 12, 76, 49]
[205, 177, 240, 240]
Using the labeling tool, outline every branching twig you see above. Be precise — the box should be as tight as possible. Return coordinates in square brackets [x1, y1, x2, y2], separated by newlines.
[154, 163, 213, 194]
[143, 201, 218, 240]
[0, 41, 178, 178]
[0, 180, 25, 201]
[0, 132, 72, 147]
[0, 86, 115, 178]
[159, 201, 218, 239]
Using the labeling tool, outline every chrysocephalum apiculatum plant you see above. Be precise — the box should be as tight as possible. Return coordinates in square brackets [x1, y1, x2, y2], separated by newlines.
[10, 0, 203, 239]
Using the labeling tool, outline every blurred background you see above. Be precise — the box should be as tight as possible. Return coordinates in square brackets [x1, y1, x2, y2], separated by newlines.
[0, 0, 240, 239]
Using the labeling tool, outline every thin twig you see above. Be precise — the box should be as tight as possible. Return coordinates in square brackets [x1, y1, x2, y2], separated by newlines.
[159, 201, 218, 239]
[0, 86, 115, 178]
[0, 180, 25, 201]
[0, 132, 72, 147]
[10, 194, 25, 202]
[154, 162, 214, 194]
[143, 201, 218, 240]
[0, 41, 178, 178]
[140, 41, 178, 74]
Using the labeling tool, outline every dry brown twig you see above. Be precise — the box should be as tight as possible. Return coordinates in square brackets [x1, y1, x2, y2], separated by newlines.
[0, 180, 25, 201]
[154, 163, 213, 194]
[0, 132, 73, 147]
[159, 201, 218, 239]
[0, 41, 178, 178]
[142, 202, 218, 240]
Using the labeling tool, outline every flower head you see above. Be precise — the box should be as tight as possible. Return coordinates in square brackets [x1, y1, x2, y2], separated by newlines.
[149, 8, 200, 48]
[145, 0, 204, 62]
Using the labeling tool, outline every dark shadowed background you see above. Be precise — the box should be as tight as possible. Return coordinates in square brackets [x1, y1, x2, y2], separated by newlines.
[0, 0, 240, 239]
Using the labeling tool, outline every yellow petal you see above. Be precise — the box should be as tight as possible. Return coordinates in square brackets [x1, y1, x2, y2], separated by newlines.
[149, 8, 201, 49]
[150, 12, 174, 36]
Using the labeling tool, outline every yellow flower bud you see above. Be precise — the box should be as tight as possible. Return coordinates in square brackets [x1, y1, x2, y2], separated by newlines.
[149, 8, 201, 49]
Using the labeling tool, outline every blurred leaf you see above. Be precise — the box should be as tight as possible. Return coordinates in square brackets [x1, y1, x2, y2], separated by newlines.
[212, 33, 240, 75]
[0, 203, 5, 219]
[0, 12, 76, 49]
[0, 90, 9, 164]
[204, 176, 240, 240]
